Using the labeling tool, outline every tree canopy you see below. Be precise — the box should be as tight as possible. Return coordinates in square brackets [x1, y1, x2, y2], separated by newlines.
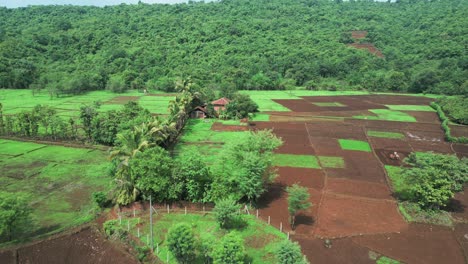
[0, 0, 466, 95]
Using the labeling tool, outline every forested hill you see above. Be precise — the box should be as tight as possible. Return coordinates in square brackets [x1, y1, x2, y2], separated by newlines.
[0, 0, 466, 95]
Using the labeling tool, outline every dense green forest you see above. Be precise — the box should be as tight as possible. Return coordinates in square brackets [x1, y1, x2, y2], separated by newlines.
[0, 0, 466, 95]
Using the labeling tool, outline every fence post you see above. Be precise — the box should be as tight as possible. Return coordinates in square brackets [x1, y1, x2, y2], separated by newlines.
[280, 222, 283, 232]
[119, 214, 122, 225]
[133, 208, 136, 218]
[185, 206, 187, 215]
[150, 195, 154, 251]
[137, 228, 140, 238]
[256, 210, 259, 218]
[167, 204, 170, 214]
[127, 220, 130, 231]
[203, 205, 205, 213]
[268, 216, 271, 224]
[287, 232, 290, 240]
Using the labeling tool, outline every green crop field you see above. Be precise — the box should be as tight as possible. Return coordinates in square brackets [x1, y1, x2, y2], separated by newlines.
[0, 139, 112, 241]
[273, 154, 320, 168]
[115, 213, 287, 264]
[367, 130, 406, 139]
[354, 109, 417, 122]
[339, 139, 372, 152]
[0, 89, 174, 117]
[385, 105, 435, 112]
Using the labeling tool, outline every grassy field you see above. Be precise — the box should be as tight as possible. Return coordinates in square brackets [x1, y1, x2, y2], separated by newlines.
[354, 109, 417, 122]
[367, 130, 405, 139]
[0, 139, 112, 242]
[117, 213, 287, 264]
[273, 154, 320, 168]
[385, 105, 435, 112]
[0, 89, 174, 117]
[338, 139, 372, 152]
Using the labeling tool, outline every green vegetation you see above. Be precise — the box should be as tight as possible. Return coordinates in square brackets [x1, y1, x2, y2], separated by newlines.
[431, 102, 468, 144]
[318, 156, 345, 168]
[0, 139, 111, 243]
[0, 192, 32, 242]
[286, 184, 312, 229]
[376, 256, 400, 264]
[437, 96, 468, 125]
[385, 105, 435, 112]
[367, 131, 405, 139]
[276, 240, 309, 264]
[273, 154, 320, 169]
[115, 213, 287, 264]
[338, 139, 372, 152]
[167, 223, 196, 263]
[250, 113, 270, 122]
[223, 93, 259, 119]
[179, 119, 248, 143]
[213, 198, 241, 229]
[354, 109, 417, 122]
[312, 102, 345, 107]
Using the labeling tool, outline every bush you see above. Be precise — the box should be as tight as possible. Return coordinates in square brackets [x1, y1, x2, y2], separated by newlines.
[166, 223, 196, 263]
[437, 96, 468, 125]
[431, 102, 468, 143]
[103, 220, 127, 239]
[276, 240, 309, 264]
[213, 198, 241, 229]
[92, 191, 109, 208]
[212, 232, 245, 264]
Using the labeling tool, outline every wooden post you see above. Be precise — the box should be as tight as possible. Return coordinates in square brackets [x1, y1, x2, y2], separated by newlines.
[268, 216, 271, 224]
[150, 195, 154, 251]
[185, 206, 187, 215]
[119, 214, 122, 225]
[256, 210, 259, 218]
[127, 220, 130, 231]
[167, 204, 170, 214]
[280, 222, 283, 232]
[203, 205, 205, 213]
[137, 228, 140, 238]
[133, 208, 136, 217]
[287, 232, 290, 240]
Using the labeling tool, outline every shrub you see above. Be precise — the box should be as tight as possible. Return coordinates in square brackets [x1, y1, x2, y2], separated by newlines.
[166, 223, 196, 263]
[213, 198, 241, 229]
[212, 232, 245, 264]
[92, 191, 109, 208]
[276, 240, 309, 264]
[103, 220, 127, 239]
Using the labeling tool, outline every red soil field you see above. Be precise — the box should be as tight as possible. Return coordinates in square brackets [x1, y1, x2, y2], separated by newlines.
[409, 140, 454, 154]
[210, 122, 248, 131]
[450, 125, 468, 138]
[451, 188, 468, 221]
[275, 143, 316, 155]
[314, 193, 407, 238]
[351, 30, 368, 39]
[403, 111, 439, 123]
[353, 223, 466, 264]
[325, 152, 387, 184]
[375, 149, 411, 166]
[326, 178, 393, 200]
[104, 96, 139, 104]
[452, 143, 468, 158]
[0, 227, 138, 264]
[348, 43, 384, 58]
[308, 136, 343, 156]
[305, 122, 367, 141]
[294, 236, 375, 264]
[454, 224, 468, 263]
[275, 167, 326, 190]
[368, 137, 413, 152]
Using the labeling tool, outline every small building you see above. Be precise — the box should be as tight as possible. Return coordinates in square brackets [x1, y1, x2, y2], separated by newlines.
[190, 106, 208, 119]
[211, 97, 230, 112]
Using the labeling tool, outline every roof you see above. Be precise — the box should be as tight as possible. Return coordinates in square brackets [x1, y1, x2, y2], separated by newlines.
[211, 97, 230, 106]
[192, 106, 207, 113]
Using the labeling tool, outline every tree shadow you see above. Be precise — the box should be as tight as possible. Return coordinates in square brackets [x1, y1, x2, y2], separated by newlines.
[255, 183, 286, 209]
[294, 214, 315, 228]
[445, 198, 465, 213]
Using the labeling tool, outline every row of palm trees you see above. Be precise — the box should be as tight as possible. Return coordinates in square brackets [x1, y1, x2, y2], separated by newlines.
[109, 79, 197, 205]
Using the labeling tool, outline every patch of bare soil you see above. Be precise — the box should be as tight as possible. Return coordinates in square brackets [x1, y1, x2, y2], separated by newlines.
[450, 125, 468, 138]
[353, 223, 465, 264]
[104, 96, 140, 105]
[348, 43, 384, 58]
[314, 193, 407, 238]
[326, 178, 393, 200]
[3, 227, 138, 264]
[374, 149, 410, 166]
[351, 30, 368, 40]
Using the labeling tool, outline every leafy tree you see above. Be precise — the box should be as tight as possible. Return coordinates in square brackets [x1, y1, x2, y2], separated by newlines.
[276, 240, 308, 264]
[79, 102, 100, 140]
[225, 94, 259, 119]
[167, 223, 196, 263]
[130, 146, 178, 202]
[106, 75, 128, 93]
[401, 152, 468, 209]
[174, 150, 212, 202]
[286, 184, 311, 229]
[0, 192, 32, 241]
[213, 198, 241, 229]
[212, 232, 245, 264]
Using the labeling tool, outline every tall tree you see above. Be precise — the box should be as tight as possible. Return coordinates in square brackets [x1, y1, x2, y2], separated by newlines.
[286, 184, 311, 229]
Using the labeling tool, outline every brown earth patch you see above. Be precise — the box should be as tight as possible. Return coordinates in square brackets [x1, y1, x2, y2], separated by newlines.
[293, 188, 322, 235]
[405, 122, 444, 132]
[368, 137, 413, 152]
[405, 129, 445, 142]
[326, 178, 393, 200]
[146, 93, 177, 97]
[351, 30, 368, 39]
[305, 122, 367, 141]
[402, 111, 439, 123]
[452, 144, 468, 158]
[409, 140, 454, 154]
[374, 149, 411, 166]
[67, 185, 92, 211]
[293, 236, 375, 264]
[325, 152, 387, 184]
[0, 251, 14, 264]
[245, 234, 278, 249]
[301, 96, 387, 111]
[353, 223, 465, 264]
[210, 122, 248, 132]
[450, 125, 468, 138]
[308, 137, 343, 156]
[453, 224, 468, 263]
[275, 167, 325, 190]
[15, 227, 138, 264]
[104, 96, 140, 105]
[275, 143, 315, 155]
[348, 43, 384, 58]
[346, 119, 409, 130]
[314, 193, 407, 238]
[450, 188, 468, 221]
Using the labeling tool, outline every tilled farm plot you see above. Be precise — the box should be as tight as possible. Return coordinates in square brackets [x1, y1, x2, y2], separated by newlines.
[248, 94, 467, 263]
